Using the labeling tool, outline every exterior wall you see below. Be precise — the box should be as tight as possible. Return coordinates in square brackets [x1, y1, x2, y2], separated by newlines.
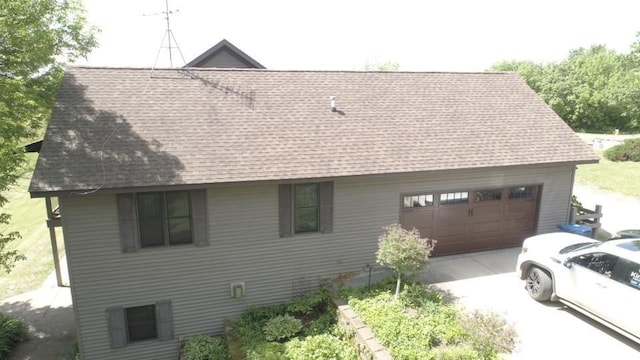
[60, 163, 575, 359]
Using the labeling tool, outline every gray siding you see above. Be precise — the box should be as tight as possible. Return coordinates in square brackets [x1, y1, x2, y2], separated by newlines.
[61, 164, 574, 359]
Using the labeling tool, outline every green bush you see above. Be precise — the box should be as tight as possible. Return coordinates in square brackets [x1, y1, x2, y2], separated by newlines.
[263, 314, 302, 342]
[286, 288, 330, 315]
[303, 310, 336, 337]
[458, 310, 517, 359]
[604, 138, 640, 162]
[182, 335, 229, 360]
[284, 334, 358, 360]
[0, 313, 28, 359]
[428, 344, 481, 359]
[246, 342, 286, 360]
[235, 304, 287, 350]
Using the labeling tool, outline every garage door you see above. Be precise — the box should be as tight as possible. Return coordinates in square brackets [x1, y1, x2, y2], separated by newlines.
[400, 185, 539, 256]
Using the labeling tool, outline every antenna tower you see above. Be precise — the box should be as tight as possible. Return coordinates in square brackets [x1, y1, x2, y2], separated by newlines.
[145, 0, 187, 68]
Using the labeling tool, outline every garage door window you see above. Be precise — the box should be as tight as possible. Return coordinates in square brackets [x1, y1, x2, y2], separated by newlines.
[439, 192, 468, 205]
[509, 186, 533, 199]
[474, 189, 502, 202]
[403, 194, 434, 208]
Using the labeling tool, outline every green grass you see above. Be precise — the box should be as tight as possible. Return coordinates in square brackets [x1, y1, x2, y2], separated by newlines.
[0, 153, 64, 301]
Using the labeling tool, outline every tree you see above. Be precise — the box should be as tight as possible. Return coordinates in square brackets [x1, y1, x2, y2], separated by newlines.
[362, 61, 400, 71]
[376, 224, 435, 299]
[489, 35, 640, 133]
[0, 0, 97, 272]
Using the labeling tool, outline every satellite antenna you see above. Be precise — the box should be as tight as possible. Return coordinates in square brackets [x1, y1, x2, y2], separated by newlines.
[144, 0, 187, 68]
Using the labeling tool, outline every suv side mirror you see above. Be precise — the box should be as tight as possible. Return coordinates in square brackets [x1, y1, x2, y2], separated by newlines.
[563, 259, 573, 268]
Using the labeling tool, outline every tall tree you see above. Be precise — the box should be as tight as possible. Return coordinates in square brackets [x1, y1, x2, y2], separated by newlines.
[489, 35, 640, 133]
[0, 0, 97, 272]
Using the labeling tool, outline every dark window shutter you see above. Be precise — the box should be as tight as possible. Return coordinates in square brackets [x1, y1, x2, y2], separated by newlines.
[155, 300, 174, 341]
[107, 307, 127, 348]
[190, 189, 209, 246]
[319, 182, 333, 233]
[279, 184, 292, 237]
[117, 194, 137, 251]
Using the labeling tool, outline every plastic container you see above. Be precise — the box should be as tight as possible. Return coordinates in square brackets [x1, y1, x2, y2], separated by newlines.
[557, 223, 592, 237]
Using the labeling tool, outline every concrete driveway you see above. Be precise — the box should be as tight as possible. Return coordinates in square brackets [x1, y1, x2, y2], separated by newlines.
[421, 247, 640, 359]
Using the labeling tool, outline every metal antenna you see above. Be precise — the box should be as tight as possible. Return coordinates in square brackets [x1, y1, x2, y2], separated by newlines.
[144, 0, 187, 68]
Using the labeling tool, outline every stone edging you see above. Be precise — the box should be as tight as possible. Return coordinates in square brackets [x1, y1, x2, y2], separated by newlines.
[333, 299, 392, 360]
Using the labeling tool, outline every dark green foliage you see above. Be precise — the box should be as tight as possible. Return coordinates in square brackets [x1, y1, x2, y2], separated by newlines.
[604, 138, 640, 162]
[263, 315, 302, 342]
[286, 288, 330, 315]
[303, 310, 337, 337]
[0, 313, 28, 359]
[182, 335, 229, 360]
[234, 304, 287, 351]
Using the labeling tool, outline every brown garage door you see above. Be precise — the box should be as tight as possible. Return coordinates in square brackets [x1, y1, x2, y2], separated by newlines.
[400, 185, 539, 256]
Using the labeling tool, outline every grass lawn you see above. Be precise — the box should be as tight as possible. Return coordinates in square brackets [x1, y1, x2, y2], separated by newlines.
[0, 154, 64, 301]
[575, 133, 640, 200]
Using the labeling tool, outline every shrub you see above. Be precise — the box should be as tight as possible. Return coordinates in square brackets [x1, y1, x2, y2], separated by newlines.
[604, 138, 640, 162]
[182, 335, 229, 360]
[262, 314, 302, 342]
[376, 224, 435, 298]
[303, 310, 337, 337]
[428, 344, 481, 359]
[0, 313, 28, 359]
[287, 288, 330, 315]
[246, 342, 286, 360]
[235, 304, 287, 350]
[458, 310, 517, 359]
[284, 334, 358, 360]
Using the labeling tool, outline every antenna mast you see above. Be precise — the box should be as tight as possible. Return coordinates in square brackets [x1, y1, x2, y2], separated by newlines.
[146, 0, 186, 68]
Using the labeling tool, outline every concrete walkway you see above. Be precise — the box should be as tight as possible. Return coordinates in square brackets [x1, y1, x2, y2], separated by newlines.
[0, 259, 74, 360]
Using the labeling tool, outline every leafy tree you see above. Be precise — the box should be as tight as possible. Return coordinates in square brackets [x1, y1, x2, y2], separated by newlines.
[376, 224, 435, 299]
[489, 34, 640, 133]
[0, 0, 97, 272]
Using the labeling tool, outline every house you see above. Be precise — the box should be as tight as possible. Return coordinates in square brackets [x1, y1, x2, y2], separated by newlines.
[29, 66, 598, 359]
[186, 39, 265, 68]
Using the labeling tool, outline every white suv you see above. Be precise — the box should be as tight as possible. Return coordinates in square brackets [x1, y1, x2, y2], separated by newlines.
[517, 232, 640, 343]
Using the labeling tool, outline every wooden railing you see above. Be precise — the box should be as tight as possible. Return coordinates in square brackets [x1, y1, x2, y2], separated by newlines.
[569, 204, 603, 239]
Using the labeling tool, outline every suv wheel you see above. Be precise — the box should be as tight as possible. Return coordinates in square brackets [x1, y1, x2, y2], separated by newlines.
[525, 266, 552, 301]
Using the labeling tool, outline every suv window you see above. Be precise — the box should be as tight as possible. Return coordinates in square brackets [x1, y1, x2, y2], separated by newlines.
[572, 252, 620, 277]
[611, 258, 640, 290]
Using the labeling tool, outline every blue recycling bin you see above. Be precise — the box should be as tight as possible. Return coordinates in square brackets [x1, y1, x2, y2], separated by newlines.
[557, 223, 592, 237]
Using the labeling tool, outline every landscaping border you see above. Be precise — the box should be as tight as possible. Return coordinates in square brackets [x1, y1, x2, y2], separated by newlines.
[333, 299, 392, 360]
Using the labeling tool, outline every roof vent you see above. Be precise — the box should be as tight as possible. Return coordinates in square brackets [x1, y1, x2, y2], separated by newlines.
[330, 96, 337, 113]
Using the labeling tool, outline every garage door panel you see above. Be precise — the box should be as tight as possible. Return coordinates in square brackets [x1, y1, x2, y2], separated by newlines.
[470, 221, 501, 234]
[436, 206, 469, 225]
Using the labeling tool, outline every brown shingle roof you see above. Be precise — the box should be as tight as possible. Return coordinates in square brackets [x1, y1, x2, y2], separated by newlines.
[29, 67, 598, 195]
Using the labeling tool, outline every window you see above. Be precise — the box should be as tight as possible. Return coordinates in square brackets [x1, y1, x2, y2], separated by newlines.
[439, 191, 469, 205]
[403, 194, 434, 208]
[126, 305, 157, 342]
[107, 301, 174, 348]
[573, 252, 620, 277]
[136, 191, 192, 247]
[474, 189, 502, 202]
[612, 259, 640, 290]
[279, 182, 333, 237]
[295, 184, 319, 233]
[509, 186, 533, 199]
[117, 189, 209, 251]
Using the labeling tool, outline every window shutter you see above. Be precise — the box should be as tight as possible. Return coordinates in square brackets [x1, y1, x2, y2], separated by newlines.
[190, 189, 209, 246]
[156, 300, 174, 341]
[319, 182, 333, 233]
[117, 194, 137, 251]
[279, 184, 292, 237]
[107, 307, 127, 348]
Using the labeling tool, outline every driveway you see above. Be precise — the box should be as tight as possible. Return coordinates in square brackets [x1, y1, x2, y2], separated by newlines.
[422, 248, 640, 359]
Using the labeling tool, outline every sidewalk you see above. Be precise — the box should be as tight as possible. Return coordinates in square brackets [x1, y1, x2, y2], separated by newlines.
[0, 259, 75, 360]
